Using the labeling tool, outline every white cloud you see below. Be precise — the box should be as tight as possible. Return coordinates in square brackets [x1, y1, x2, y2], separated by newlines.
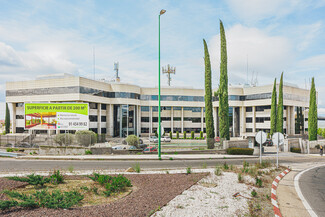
[208, 24, 294, 85]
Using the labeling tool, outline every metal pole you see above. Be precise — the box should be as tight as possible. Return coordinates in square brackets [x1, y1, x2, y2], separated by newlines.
[158, 14, 161, 158]
[260, 135, 262, 164]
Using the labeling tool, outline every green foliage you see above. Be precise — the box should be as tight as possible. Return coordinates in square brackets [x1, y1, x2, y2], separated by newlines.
[169, 157, 173, 161]
[2, 189, 83, 209]
[155, 131, 158, 137]
[203, 39, 215, 147]
[191, 131, 195, 139]
[6, 148, 13, 152]
[133, 163, 141, 173]
[0, 200, 18, 210]
[169, 131, 172, 139]
[176, 131, 179, 139]
[218, 20, 229, 140]
[270, 78, 277, 135]
[238, 173, 243, 183]
[243, 161, 249, 169]
[322, 130, 325, 138]
[309, 77, 318, 141]
[186, 166, 192, 174]
[5, 103, 10, 134]
[226, 148, 254, 155]
[290, 147, 301, 153]
[50, 170, 64, 185]
[318, 128, 323, 136]
[276, 72, 284, 133]
[255, 161, 272, 169]
[200, 131, 203, 138]
[251, 190, 257, 197]
[202, 163, 207, 169]
[85, 150, 92, 155]
[68, 165, 74, 173]
[89, 173, 132, 197]
[7, 174, 50, 187]
[223, 162, 229, 170]
[255, 177, 263, 187]
[215, 166, 222, 176]
[53, 133, 74, 146]
[125, 135, 139, 147]
[183, 131, 187, 139]
[75, 130, 97, 145]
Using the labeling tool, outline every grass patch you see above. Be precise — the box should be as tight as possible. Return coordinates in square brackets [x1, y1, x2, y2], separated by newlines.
[133, 163, 141, 173]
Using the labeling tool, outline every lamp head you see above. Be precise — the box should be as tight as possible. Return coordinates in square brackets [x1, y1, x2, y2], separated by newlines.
[160, 9, 166, 15]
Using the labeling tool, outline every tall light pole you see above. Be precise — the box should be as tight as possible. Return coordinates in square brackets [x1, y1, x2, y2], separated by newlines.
[158, 9, 166, 158]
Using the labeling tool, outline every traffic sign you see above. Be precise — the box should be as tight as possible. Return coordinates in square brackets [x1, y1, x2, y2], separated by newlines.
[272, 132, 284, 147]
[255, 131, 267, 145]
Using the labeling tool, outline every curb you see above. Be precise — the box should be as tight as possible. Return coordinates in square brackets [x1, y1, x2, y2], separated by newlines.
[271, 168, 291, 217]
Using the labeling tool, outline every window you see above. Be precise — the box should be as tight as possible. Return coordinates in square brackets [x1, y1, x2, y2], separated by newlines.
[184, 107, 201, 112]
[256, 117, 265, 123]
[246, 107, 252, 112]
[184, 117, 192, 121]
[16, 115, 24, 119]
[16, 127, 25, 133]
[141, 117, 149, 122]
[256, 106, 271, 112]
[152, 117, 158, 122]
[141, 128, 149, 133]
[246, 128, 253, 133]
[173, 107, 181, 110]
[192, 118, 201, 123]
[101, 104, 106, 110]
[16, 103, 24, 107]
[101, 128, 106, 134]
[90, 128, 98, 133]
[161, 117, 171, 121]
[264, 117, 270, 121]
[141, 106, 149, 112]
[152, 106, 158, 112]
[246, 117, 252, 123]
[101, 116, 106, 122]
[89, 103, 98, 109]
[89, 115, 98, 122]
[174, 117, 181, 121]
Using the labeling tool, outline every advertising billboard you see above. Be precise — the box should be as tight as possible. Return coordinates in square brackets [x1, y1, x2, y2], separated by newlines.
[24, 103, 89, 130]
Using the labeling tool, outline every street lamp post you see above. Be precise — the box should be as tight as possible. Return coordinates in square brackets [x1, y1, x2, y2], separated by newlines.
[158, 9, 166, 158]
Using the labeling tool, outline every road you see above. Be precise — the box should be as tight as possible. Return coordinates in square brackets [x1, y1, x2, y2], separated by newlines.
[299, 165, 325, 217]
[1, 155, 324, 172]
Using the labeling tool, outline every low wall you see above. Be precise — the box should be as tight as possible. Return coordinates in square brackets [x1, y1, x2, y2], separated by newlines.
[39, 146, 87, 155]
[223, 139, 248, 149]
[0, 148, 39, 155]
[90, 147, 113, 155]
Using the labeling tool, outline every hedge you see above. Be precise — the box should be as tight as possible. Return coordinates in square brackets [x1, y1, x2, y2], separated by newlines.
[226, 148, 254, 155]
[290, 147, 301, 153]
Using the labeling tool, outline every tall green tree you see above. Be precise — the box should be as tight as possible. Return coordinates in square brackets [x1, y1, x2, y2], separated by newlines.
[5, 103, 10, 134]
[308, 77, 317, 141]
[203, 39, 215, 149]
[270, 78, 277, 135]
[217, 20, 229, 140]
[276, 72, 284, 133]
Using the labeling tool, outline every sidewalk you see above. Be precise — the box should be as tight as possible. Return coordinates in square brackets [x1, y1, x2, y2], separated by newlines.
[17, 154, 258, 161]
[277, 162, 325, 217]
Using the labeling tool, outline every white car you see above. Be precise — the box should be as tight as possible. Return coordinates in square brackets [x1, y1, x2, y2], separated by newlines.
[149, 136, 158, 143]
[161, 136, 171, 142]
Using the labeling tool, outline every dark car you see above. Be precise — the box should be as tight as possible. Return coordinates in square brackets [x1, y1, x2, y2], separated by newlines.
[263, 139, 273, 146]
[139, 144, 148, 150]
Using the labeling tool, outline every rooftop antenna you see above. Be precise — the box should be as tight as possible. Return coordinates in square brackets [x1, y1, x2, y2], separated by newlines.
[162, 64, 176, 86]
[114, 62, 120, 82]
[93, 46, 96, 80]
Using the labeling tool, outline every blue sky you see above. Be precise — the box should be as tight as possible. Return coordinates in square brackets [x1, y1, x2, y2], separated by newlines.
[0, 0, 325, 119]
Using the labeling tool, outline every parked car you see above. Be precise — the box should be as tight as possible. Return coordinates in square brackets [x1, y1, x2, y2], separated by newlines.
[263, 139, 273, 146]
[139, 144, 148, 150]
[161, 136, 171, 142]
[143, 146, 157, 153]
[215, 137, 220, 142]
[128, 146, 137, 150]
[149, 136, 158, 143]
[112, 145, 127, 150]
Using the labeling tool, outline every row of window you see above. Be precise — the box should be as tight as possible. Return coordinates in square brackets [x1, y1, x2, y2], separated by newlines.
[141, 106, 202, 112]
[141, 117, 204, 123]
[140, 128, 206, 133]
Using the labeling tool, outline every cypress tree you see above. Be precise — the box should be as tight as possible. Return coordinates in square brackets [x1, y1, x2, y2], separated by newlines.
[270, 78, 277, 135]
[308, 77, 317, 141]
[5, 103, 10, 134]
[276, 72, 284, 133]
[218, 20, 229, 140]
[203, 39, 215, 149]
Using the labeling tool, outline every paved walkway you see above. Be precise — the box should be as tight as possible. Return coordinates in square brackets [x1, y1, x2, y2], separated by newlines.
[18, 154, 257, 161]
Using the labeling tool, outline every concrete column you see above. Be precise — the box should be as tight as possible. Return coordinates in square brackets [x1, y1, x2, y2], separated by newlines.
[233, 107, 239, 137]
[240, 106, 246, 137]
[149, 106, 152, 135]
[11, 103, 16, 133]
[137, 105, 141, 136]
[303, 107, 306, 134]
[213, 107, 217, 137]
[108, 104, 114, 136]
[171, 107, 174, 133]
[252, 106, 256, 133]
[291, 106, 295, 135]
[181, 107, 184, 133]
[201, 107, 204, 132]
[97, 103, 101, 134]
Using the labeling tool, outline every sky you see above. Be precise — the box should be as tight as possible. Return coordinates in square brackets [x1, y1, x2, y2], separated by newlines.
[0, 0, 325, 119]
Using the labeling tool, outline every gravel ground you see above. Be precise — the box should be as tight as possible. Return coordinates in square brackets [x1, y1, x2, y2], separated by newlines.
[153, 170, 256, 217]
[0, 173, 207, 217]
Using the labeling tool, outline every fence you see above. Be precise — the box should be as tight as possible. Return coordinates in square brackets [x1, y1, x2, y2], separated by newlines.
[0, 133, 108, 148]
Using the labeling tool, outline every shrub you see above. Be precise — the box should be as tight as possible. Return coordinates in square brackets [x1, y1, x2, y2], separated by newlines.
[169, 131, 172, 139]
[223, 162, 229, 170]
[85, 150, 92, 155]
[176, 131, 179, 139]
[0, 200, 18, 210]
[155, 131, 158, 137]
[169, 157, 173, 161]
[133, 163, 141, 173]
[200, 131, 203, 138]
[53, 133, 74, 146]
[186, 166, 191, 174]
[251, 190, 257, 197]
[6, 148, 13, 152]
[226, 148, 254, 155]
[191, 131, 195, 139]
[126, 135, 139, 147]
[75, 130, 97, 146]
[290, 147, 301, 153]
[255, 177, 263, 187]
[7, 174, 50, 187]
[238, 173, 243, 183]
[315, 144, 320, 149]
[215, 166, 222, 176]
[183, 132, 187, 139]
[50, 170, 64, 184]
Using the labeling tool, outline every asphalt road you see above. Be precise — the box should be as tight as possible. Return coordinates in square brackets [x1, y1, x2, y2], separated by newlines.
[299, 165, 325, 217]
[1, 156, 324, 172]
